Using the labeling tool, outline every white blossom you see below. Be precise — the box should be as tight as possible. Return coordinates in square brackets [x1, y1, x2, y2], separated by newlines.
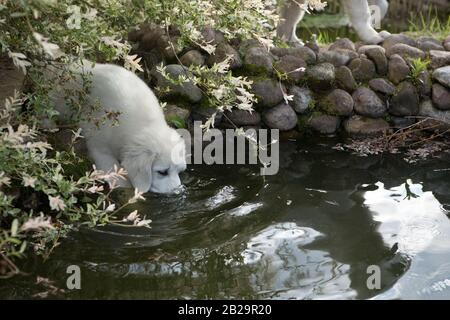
[33, 32, 65, 60]
[7, 51, 31, 74]
[200, 113, 217, 131]
[135, 218, 152, 228]
[71, 128, 84, 143]
[21, 214, 55, 232]
[124, 54, 143, 73]
[199, 43, 217, 55]
[308, 0, 328, 11]
[84, 8, 98, 21]
[89, 165, 127, 183]
[214, 56, 232, 74]
[128, 189, 146, 204]
[86, 184, 104, 194]
[66, 5, 82, 29]
[22, 175, 37, 188]
[0, 172, 11, 187]
[48, 195, 66, 212]
[211, 85, 227, 100]
[124, 210, 139, 222]
[104, 203, 116, 213]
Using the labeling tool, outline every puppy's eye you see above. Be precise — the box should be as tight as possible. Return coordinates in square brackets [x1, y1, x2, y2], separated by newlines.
[157, 170, 169, 176]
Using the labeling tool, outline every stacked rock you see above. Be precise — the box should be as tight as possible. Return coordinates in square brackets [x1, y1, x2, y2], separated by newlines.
[129, 25, 450, 137]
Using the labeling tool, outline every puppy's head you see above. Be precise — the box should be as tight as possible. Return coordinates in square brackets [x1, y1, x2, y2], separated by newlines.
[121, 126, 186, 194]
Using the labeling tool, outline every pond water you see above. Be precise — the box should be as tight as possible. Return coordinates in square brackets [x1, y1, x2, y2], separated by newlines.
[2, 138, 450, 299]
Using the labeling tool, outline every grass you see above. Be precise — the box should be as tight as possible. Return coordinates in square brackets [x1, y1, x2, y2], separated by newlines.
[297, 15, 348, 45]
[296, 28, 335, 45]
[296, 3, 449, 45]
[316, 30, 334, 45]
[299, 13, 349, 29]
[407, 7, 450, 40]
[408, 58, 431, 84]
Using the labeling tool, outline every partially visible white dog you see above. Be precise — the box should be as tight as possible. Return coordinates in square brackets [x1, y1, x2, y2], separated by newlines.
[51, 61, 187, 193]
[277, 0, 390, 45]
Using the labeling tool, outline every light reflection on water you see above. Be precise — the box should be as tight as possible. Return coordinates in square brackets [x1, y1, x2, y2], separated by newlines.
[241, 223, 356, 299]
[365, 181, 444, 257]
[366, 182, 450, 300]
[2, 140, 450, 299]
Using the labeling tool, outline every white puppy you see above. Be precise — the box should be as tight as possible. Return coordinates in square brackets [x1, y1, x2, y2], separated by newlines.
[52, 61, 186, 193]
[277, 0, 390, 44]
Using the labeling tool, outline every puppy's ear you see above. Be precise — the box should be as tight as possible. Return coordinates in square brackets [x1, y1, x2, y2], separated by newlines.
[121, 149, 155, 193]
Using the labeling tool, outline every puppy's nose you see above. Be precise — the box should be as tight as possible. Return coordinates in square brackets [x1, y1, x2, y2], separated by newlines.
[150, 175, 183, 194]
[173, 175, 181, 187]
[167, 176, 183, 194]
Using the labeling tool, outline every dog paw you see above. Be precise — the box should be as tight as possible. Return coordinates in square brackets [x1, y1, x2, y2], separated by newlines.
[287, 39, 305, 48]
[284, 34, 305, 47]
[379, 30, 391, 39]
[362, 33, 384, 45]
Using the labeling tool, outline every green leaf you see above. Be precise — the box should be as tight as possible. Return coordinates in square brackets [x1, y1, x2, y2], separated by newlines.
[6, 237, 21, 245]
[19, 240, 27, 253]
[11, 219, 19, 237]
[168, 116, 186, 129]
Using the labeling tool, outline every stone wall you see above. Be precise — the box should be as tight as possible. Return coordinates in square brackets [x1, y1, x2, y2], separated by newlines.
[0, 55, 25, 108]
[132, 27, 450, 138]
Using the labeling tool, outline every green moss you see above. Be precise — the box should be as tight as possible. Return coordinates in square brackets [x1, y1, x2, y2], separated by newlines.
[166, 115, 187, 129]
[392, 83, 403, 96]
[311, 111, 325, 118]
[273, 65, 288, 82]
[318, 97, 338, 116]
[297, 115, 311, 133]
[273, 38, 290, 49]
[297, 76, 310, 88]
[360, 116, 372, 123]
[235, 63, 271, 77]
[308, 98, 316, 111]
[231, 67, 271, 82]
[160, 95, 192, 108]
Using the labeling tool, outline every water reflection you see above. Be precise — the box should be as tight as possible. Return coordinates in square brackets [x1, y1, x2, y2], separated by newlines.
[241, 223, 356, 299]
[228, 202, 263, 217]
[366, 182, 450, 300]
[206, 186, 236, 209]
[2, 139, 450, 299]
[365, 181, 444, 256]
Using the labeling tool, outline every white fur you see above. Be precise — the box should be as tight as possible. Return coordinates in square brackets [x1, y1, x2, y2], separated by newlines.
[277, 0, 390, 44]
[52, 61, 186, 193]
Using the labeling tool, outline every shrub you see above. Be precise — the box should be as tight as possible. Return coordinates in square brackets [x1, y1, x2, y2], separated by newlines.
[0, 0, 326, 277]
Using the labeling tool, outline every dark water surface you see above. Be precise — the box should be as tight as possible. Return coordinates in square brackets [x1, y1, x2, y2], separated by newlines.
[2, 139, 450, 299]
